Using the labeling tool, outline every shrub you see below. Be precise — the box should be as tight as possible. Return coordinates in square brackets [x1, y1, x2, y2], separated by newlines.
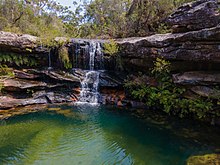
[125, 58, 215, 119]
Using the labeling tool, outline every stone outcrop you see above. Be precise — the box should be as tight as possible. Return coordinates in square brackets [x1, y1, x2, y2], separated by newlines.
[0, 31, 48, 54]
[0, 69, 124, 110]
[167, 0, 220, 33]
[117, 25, 220, 71]
[117, 0, 220, 72]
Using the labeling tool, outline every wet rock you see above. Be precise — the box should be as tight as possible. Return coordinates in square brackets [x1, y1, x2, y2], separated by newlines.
[3, 78, 47, 91]
[187, 154, 220, 165]
[0, 96, 47, 109]
[0, 91, 73, 110]
[99, 71, 125, 87]
[173, 72, 220, 85]
[29, 69, 81, 84]
[14, 70, 39, 79]
[167, 0, 220, 33]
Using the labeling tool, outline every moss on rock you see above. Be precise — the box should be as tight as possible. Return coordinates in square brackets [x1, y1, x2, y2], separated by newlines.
[187, 154, 220, 165]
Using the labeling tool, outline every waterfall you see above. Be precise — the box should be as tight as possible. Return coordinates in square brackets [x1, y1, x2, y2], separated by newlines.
[96, 42, 104, 70]
[76, 41, 103, 104]
[78, 71, 100, 104]
[89, 42, 96, 70]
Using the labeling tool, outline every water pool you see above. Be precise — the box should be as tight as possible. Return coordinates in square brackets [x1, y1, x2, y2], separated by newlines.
[0, 105, 219, 165]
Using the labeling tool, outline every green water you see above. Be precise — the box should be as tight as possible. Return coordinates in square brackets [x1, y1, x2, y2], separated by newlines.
[0, 105, 219, 165]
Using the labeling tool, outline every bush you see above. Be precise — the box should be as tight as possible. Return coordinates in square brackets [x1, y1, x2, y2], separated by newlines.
[125, 58, 215, 119]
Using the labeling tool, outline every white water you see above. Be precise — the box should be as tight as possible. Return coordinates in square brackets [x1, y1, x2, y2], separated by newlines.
[77, 41, 102, 104]
[78, 71, 100, 104]
[89, 42, 97, 70]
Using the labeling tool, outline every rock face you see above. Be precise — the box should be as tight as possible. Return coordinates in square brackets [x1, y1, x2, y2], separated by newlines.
[0, 31, 48, 54]
[117, 25, 220, 71]
[0, 69, 124, 110]
[167, 0, 220, 33]
[117, 0, 220, 72]
[0, 0, 220, 111]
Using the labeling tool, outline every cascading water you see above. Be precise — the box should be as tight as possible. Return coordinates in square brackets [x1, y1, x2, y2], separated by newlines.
[78, 71, 100, 104]
[89, 42, 96, 70]
[77, 41, 103, 104]
[48, 49, 52, 70]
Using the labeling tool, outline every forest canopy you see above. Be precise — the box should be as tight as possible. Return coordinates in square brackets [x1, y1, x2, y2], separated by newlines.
[0, 0, 194, 39]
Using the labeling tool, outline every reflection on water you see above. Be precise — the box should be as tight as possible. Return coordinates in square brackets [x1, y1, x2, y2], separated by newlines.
[0, 105, 219, 165]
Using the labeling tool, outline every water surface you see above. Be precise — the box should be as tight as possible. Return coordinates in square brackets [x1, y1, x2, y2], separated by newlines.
[0, 105, 219, 165]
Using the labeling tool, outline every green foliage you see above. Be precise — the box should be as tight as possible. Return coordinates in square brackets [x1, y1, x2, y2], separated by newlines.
[0, 0, 79, 41]
[0, 53, 38, 67]
[77, 0, 194, 38]
[0, 65, 14, 93]
[125, 58, 215, 119]
[0, 65, 14, 77]
[58, 46, 72, 69]
[156, 23, 172, 34]
[103, 40, 119, 56]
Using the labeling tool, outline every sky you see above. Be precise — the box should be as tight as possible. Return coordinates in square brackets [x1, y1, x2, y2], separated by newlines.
[55, 0, 81, 10]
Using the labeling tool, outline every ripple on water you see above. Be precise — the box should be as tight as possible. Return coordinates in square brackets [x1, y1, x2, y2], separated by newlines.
[0, 105, 219, 165]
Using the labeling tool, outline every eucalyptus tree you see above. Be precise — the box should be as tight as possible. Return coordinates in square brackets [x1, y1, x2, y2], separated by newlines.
[0, 0, 79, 38]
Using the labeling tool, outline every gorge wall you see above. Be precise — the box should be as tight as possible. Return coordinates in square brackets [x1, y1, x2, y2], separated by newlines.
[0, 0, 219, 120]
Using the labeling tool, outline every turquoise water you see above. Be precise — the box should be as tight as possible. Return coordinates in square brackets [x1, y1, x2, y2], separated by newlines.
[0, 105, 219, 165]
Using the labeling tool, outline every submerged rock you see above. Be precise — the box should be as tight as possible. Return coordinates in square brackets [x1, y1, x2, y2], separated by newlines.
[187, 153, 220, 165]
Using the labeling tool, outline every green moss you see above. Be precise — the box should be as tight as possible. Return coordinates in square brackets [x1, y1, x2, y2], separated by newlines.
[58, 46, 72, 69]
[187, 154, 220, 165]
[103, 39, 119, 56]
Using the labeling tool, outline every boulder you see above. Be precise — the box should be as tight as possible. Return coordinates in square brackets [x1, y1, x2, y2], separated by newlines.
[167, 0, 220, 33]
